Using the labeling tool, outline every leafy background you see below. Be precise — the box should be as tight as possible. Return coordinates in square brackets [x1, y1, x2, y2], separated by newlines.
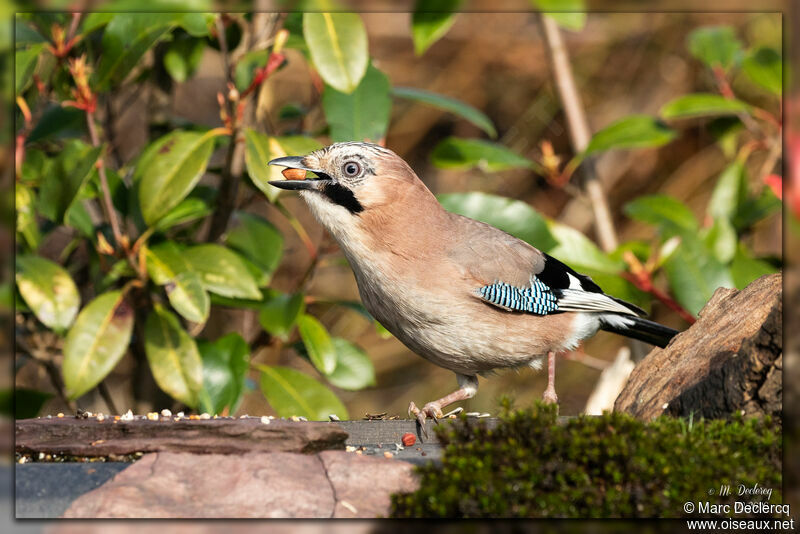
[11, 3, 784, 420]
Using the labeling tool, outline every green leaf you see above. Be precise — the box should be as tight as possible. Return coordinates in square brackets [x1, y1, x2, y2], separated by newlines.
[258, 290, 305, 341]
[165, 270, 210, 324]
[258, 365, 348, 421]
[198, 333, 249, 415]
[183, 244, 262, 300]
[438, 192, 558, 252]
[732, 187, 781, 232]
[660, 93, 751, 120]
[16, 255, 80, 331]
[234, 49, 269, 92]
[730, 245, 777, 289]
[326, 338, 376, 390]
[432, 138, 536, 172]
[707, 161, 747, 222]
[707, 117, 743, 159]
[303, 12, 368, 94]
[545, 221, 622, 274]
[176, 13, 214, 37]
[153, 196, 213, 231]
[624, 195, 698, 238]
[225, 212, 284, 278]
[145, 241, 192, 285]
[687, 26, 742, 72]
[63, 291, 134, 399]
[144, 304, 204, 408]
[15, 18, 47, 48]
[65, 201, 95, 239]
[16, 184, 40, 251]
[392, 86, 496, 138]
[662, 236, 734, 317]
[411, 0, 462, 55]
[702, 217, 737, 264]
[163, 34, 206, 83]
[323, 62, 391, 143]
[99, 259, 136, 293]
[297, 314, 337, 376]
[15, 43, 43, 93]
[244, 131, 322, 202]
[135, 129, 220, 226]
[532, 0, 587, 31]
[38, 141, 102, 223]
[8, 388, 53, 419]
[94, 14, 174, 88]
[27, 105, 87, 144]
[742, 47, 782, 96]
[584, 115, 676, 155]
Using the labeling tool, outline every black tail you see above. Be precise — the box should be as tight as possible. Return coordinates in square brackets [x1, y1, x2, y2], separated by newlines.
[600, 316, 679, 348]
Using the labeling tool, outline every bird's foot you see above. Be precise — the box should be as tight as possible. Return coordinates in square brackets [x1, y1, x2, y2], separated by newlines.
[542, 386, 558, 405]
[408, 401, 444, 438]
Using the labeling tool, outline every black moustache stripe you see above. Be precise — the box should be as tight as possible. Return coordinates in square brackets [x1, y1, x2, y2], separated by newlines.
[322, 182, 364, 214]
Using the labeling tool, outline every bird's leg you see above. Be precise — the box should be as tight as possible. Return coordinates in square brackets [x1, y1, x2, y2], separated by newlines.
[408, 374, 478, 434]
[542, 351, 558, 404]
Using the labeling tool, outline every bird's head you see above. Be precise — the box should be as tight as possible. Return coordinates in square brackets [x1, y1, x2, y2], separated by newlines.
[268, 142, 424, 216]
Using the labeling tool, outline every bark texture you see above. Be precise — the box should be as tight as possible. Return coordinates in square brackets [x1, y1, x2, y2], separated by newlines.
[615, 273, 782, 420]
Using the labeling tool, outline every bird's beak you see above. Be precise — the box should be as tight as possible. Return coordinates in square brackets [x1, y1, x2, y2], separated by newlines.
[267, 156, 332, 191]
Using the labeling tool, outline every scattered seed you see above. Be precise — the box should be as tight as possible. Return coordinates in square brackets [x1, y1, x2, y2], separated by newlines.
[355, 450, 363, 455]
[340, 500, 358, 514]
[38, 453, 44, 460]
[401, 432, 416, 447]
[57, 413, 64, 418]
[260, 416, 271, 425]
[383, 451, 393, 459]
[146, 412, 159, 421]
[199, 413, 211, 420]
[328, 414, 340, 421]
[121, 410, 134, 421]
[442, 407, 463, 418]
[96, 414, 105, 422]
[346, 446, 357, 453]
[176, 411, 185, 418]
[161, 409, 172, 417]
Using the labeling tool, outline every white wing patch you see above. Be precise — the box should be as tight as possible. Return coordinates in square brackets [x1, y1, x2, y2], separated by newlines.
[556, 289, 640, 316]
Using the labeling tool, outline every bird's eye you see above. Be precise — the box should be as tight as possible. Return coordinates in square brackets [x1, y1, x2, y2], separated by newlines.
[342, 161, 361, 177]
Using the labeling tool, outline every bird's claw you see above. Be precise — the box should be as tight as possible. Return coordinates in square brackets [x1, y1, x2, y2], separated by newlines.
[542, 386, 558, 405]
[408, 401, 444, 439]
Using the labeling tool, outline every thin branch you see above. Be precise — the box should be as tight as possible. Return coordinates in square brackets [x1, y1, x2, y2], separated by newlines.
[539, 14, 618, 252]
[85, 112, 124, 248]
[274, 199, 318, 262]
[206, 13, 280, 242]
[756, 136, 782, 182]
[16, 339, 77, 412]
[97, 380, 119, 415]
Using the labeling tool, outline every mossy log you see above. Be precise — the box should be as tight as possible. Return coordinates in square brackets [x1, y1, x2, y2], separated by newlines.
[615, 273, 782, 420]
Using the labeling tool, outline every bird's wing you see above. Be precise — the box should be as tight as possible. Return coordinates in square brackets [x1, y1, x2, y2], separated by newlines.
[447, 213, 645, 317]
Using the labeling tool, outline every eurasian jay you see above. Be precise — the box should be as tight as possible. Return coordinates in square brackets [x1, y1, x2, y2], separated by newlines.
[268, 142, 678, 425]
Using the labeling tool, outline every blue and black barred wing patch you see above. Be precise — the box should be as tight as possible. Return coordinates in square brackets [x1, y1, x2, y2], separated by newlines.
[477, 277, 559, 315]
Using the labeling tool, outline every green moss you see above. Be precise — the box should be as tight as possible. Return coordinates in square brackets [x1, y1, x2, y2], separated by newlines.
[391, 401, 781, 518]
